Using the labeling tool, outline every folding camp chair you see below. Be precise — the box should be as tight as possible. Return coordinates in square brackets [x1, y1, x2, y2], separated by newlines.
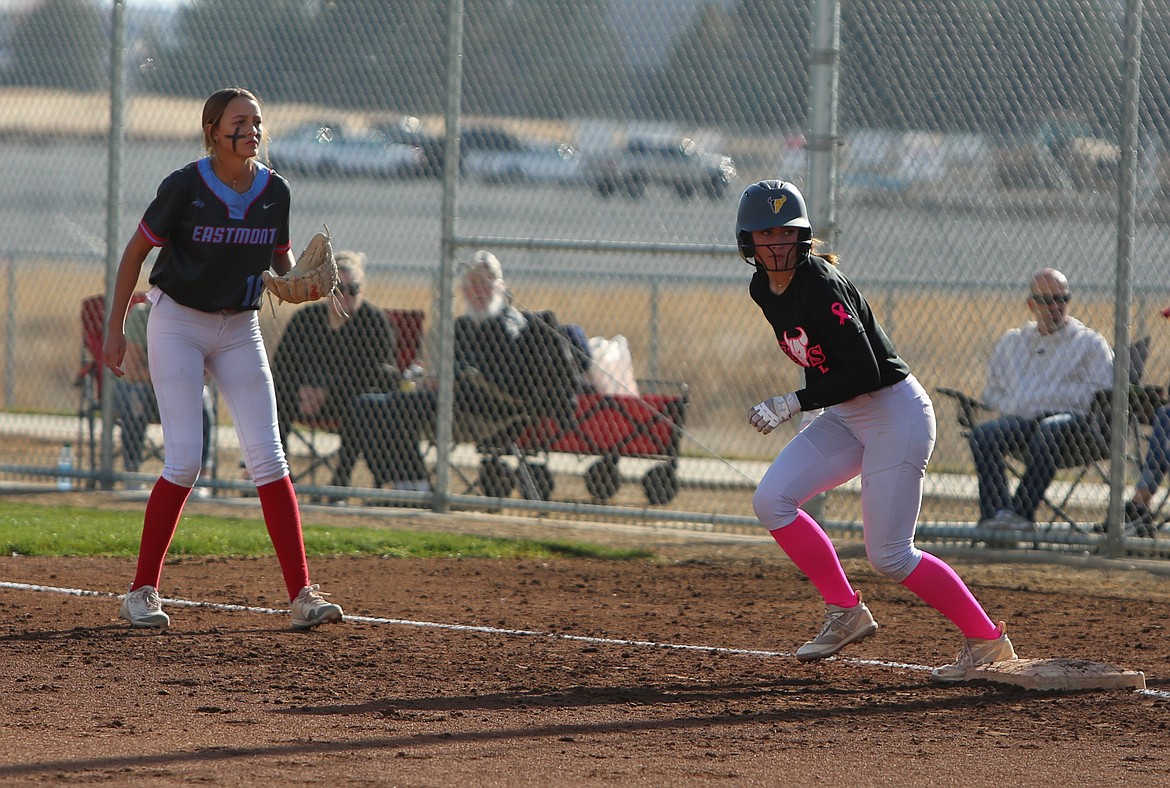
[936, 335, 1150, 536]
[79, 293, 146, 486]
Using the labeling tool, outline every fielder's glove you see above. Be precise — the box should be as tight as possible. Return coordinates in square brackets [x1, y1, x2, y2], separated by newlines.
[261, 224, 338, 304]
[749, 393, 802, 435]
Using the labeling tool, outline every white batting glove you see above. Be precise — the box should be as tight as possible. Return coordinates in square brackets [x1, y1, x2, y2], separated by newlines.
[749, 393, 802, 435]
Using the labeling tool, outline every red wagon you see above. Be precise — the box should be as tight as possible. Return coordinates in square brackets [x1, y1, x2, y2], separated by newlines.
[508, 379, 689, 505]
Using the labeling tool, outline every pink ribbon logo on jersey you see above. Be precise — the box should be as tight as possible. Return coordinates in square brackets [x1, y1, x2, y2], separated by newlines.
[831, 302, 850, 325]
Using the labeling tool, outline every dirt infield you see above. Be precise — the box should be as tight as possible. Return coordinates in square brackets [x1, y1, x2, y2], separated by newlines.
[2, 493, 1170, 786]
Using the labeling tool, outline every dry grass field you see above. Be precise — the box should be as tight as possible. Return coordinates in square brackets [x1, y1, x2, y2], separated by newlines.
[0, 86, 573, 146]
[5, 253, 1160, 473]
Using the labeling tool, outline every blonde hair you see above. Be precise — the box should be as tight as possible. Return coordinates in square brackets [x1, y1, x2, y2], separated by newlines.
[201, 87, 264, 157]
[334, 250, 368, 286]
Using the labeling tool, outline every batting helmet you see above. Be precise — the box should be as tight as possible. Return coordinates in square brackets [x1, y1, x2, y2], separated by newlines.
[735, 180, 812, 270]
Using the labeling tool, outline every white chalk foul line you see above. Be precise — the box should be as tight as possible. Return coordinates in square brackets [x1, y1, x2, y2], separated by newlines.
[4, 580, 1163, 698]
[0, 579, 799, 656]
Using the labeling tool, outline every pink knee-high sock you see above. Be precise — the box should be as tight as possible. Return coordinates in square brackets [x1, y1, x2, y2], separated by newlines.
[901, 552, 1000, 640]
[256, 475, 311, 601]
[770, 510, 859, 608]
[131, 477, 192, 590]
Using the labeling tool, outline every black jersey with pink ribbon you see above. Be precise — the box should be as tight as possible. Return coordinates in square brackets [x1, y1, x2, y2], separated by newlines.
[139, 157, 292, 312]
[750, 256, 909, 410]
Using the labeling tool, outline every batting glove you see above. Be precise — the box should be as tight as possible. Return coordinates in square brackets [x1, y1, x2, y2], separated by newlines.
[749, 393, 802, 435]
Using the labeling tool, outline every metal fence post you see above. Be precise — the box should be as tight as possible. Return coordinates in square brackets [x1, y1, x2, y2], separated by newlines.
[99, 0, 126, 491]
[3, 253, 12, 410]
[1106, 0, 1145, 558]
[432, 0, 464, 514]
[649, 279, 660, 381]
[803, 0, 841, 522]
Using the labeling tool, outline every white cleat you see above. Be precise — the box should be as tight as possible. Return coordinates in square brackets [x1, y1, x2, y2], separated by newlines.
[931, 621, 1018, 683]
[290, 584, 344, 630]
[119, 585, 170, 629]
[796, 594, 878, 662]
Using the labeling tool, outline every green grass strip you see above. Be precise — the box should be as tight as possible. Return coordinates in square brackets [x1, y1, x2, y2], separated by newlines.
[0, 501, 651, 561]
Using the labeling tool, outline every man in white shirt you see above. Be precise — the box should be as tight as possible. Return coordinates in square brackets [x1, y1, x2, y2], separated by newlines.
[970, 268, 1114, 530]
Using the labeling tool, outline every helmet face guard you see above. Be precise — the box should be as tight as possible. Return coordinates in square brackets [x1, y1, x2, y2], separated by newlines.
[740, 230, 812, 272]
[736, 180, 812, 271]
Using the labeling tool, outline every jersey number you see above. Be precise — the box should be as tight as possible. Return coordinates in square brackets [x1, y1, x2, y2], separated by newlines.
[243, 275, 265, 307]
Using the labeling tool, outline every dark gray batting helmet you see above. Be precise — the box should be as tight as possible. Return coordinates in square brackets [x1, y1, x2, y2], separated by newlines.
[735, 180, 812, 269]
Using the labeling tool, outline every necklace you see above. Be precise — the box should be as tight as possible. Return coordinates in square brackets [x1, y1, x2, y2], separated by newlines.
[218, 161, 254, 189]
[769, 273, 794, 295]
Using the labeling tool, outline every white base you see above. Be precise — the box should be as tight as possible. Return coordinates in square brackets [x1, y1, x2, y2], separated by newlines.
[969, 658, 1146, 691]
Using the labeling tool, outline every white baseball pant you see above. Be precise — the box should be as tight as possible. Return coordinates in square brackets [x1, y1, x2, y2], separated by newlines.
[146, 289, 288, 487]
[752, 375, 936, 582]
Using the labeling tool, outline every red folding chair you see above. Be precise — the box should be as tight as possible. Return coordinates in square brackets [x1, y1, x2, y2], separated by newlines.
[77, 293, 149, 487]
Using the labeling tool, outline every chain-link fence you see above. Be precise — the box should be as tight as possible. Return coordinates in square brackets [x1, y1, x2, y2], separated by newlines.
[1, 0, 1167, 557]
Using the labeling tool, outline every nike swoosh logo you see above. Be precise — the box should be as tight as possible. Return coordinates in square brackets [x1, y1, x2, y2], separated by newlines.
[263, 202, 276, 209]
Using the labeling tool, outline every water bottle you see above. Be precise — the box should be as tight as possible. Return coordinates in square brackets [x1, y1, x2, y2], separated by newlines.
[56, 443, 73, 492]
[400, 363, 424, 393]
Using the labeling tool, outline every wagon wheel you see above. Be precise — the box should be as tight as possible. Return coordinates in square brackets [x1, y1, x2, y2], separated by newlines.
[518, 462, 555, 501]
[479, 457, 516, 499]
[641, 463, 678, 505]
[584, 456, 621, 501]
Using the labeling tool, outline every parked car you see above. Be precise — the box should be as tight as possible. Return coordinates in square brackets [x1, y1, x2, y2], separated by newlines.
[268, 122, 424, 179]
[459, 126, 581, 185]
[374, 115, 444, 178]
[841, 129, 945, 196]
[587, 137, 737, 199]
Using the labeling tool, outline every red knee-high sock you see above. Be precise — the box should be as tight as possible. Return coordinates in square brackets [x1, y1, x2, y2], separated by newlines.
[131, 477, 192, 590]
[901, 552, 1000, 639]
[256, 475, 311, 601]
[769, 510, 859, 608]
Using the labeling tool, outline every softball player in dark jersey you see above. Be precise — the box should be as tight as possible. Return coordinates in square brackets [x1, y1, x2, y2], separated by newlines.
[738, 181, 1016, 682]
[102, 87, 343, 631]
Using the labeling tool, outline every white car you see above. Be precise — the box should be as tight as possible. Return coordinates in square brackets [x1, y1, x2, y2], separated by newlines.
[469, 142, 582, 185]
[460, 127, 582, 185]
[268, 122, 424, 179]
[588, 137, 737, 199]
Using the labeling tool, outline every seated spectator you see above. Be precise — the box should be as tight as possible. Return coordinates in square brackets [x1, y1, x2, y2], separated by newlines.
[271, 250, 400, 491]
[355, 250, 581, 492]
[969, 267, 1113, 532]
[1121, 403, 1170, 536]
[115, 300, 214, 494]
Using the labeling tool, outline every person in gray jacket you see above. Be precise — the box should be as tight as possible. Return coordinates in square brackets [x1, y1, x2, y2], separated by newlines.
[969, 268, 1113, 531]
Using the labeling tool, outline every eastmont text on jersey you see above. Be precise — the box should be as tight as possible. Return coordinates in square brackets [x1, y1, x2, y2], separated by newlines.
[192, 226, 277, 244]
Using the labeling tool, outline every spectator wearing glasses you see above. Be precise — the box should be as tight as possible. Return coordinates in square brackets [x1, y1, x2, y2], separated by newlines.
[272, 250, 400, 493]
[968, 268, 1113, 531]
